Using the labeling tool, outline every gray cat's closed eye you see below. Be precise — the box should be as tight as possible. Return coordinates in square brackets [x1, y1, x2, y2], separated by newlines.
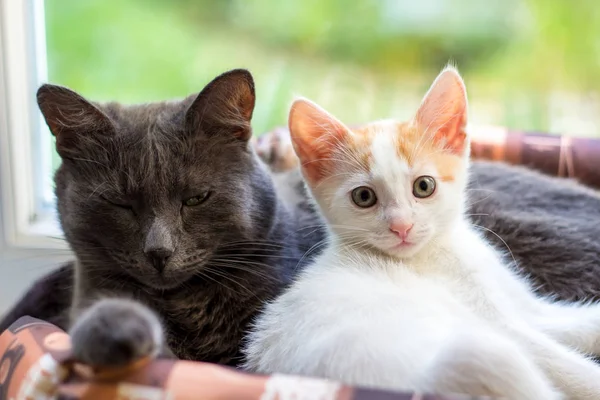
[100, 195, 133, 210]
[184, 191, 211, 207]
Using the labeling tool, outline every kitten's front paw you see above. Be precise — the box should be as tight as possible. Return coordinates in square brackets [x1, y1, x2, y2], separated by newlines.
[253, 127, 299, 173]
[69, 298, 163, 367]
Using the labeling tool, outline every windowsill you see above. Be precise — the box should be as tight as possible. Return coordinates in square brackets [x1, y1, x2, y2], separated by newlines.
[0, 240, 71, 316]
[0, 206, 71, 315]
[7, 208, 67, 250]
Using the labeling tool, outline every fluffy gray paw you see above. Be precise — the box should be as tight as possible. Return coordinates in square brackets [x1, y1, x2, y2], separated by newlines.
[69, 298, 164, 367]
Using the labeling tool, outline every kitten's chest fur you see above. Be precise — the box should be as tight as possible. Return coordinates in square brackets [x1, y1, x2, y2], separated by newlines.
[243, 222, 547, 379]
[376, 224, 536, 324]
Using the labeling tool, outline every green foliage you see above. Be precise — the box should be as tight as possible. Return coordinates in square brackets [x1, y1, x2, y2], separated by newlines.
[44, 0, 600, 146]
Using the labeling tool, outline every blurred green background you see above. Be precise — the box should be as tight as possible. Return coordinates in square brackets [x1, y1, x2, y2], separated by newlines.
[45, 0, 600, 170]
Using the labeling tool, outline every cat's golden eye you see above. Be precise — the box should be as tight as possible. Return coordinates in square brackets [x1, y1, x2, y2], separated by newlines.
[413, 176, 436, 198]
[183, 192, 211, 207]
[351, 186, 377, 208]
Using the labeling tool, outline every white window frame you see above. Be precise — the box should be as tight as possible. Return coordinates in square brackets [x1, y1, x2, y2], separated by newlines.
[0, 0, 66, 252]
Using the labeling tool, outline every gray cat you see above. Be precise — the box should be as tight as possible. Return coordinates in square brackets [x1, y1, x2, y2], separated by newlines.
[3, 69, 325, 366]
[2, 70, 600, 369]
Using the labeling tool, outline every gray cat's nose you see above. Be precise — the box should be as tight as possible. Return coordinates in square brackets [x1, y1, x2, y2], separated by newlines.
[145, 248, 172, 273]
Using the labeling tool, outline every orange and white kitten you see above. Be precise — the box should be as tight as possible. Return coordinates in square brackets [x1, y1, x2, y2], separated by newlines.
[243, 67, 600, 399]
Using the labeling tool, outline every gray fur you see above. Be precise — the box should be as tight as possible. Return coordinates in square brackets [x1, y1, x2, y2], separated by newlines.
[69, 298, 165, 366]
[468, 161, 600, 302]
[32, 69, 325, 366]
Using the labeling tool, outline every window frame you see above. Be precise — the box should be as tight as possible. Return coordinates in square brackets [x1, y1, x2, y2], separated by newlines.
[0, 0, 66, 251]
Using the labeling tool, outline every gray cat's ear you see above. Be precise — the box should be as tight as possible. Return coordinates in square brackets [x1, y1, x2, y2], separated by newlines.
[37, 84, 115, 157]
[185, 69, 255, 141]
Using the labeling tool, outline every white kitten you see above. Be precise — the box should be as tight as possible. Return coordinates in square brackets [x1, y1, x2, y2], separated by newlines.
[243, 67, 600, 399]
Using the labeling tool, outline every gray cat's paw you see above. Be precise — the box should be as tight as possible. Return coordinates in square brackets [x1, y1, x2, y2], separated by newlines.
[69, 298, 164, 367]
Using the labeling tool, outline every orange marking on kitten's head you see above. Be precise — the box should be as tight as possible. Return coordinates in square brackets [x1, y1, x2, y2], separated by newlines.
[346, 125, 376, 172]
[289, 65, 468, 185]
[393, 122, 420, 166]
[390, 122, 461, 181]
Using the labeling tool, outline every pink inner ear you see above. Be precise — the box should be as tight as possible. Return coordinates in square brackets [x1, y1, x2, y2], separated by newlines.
[288, 99, 349, 183]
[415, 68, 468, 154]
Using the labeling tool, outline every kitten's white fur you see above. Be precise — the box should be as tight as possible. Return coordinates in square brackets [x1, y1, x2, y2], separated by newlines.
[243, 69, 600, 399]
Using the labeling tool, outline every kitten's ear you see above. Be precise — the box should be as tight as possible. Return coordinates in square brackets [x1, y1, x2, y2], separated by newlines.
[37, 84, 115, 158]
[288, 98, 350, 183]
[414, 66, 468, 155]
[185, 69, 255, 141]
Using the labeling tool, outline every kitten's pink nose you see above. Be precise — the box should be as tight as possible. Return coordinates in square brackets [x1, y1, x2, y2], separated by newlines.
[390, 222, 414, 240]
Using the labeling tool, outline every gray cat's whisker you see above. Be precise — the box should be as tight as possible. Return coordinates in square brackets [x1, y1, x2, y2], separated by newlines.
[209, 259, 279, 274]
[212, 253, 300, 260]
[202, 268, 257, 297]
[218, 241, 287, 249]
[209, 264, 277, 282]
[193, 269, 243, 295]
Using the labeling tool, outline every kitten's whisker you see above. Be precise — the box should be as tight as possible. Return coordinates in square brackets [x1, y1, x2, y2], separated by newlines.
[470, 223, 518, 268]
[295, 238, 335, 269]
[298, 226, 324, 239]
[300, 157, 360, 170]
[328, 224, 369, 232]
[313, 171, 358, 190]
[465, 194, 496, 208]
[465, 188, 497, 192]
[294, 230, 365, 262]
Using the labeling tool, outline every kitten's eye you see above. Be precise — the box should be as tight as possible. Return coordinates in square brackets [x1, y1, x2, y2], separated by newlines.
[183, 191, 211, 207]
[351, 186, 377, 208]
[100, 195, 133, 210]
[413, 176, 436, 198]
